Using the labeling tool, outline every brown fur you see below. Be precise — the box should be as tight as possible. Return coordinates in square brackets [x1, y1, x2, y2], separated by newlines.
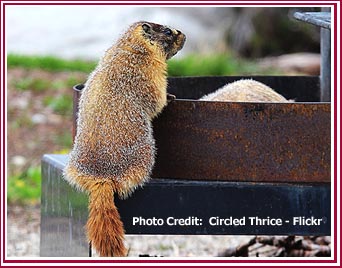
[201, 79, 290, 102]
[63, 21, 185, 257]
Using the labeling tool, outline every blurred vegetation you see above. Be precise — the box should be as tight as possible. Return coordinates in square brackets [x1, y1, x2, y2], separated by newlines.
[11, 76, 81, 94]
[246, 9, 320, 57]
[8, 53, 278, 77]
[8, 54, 97, 73]
[12, 77, 51, 93]
[7, 166, 41, 205]
[224, 7, 321, 58]
[168, 54, 278, 76]
[43, 94, 73, 116]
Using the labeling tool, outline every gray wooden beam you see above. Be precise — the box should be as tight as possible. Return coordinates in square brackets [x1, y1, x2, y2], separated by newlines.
[293, 11, 331, 102]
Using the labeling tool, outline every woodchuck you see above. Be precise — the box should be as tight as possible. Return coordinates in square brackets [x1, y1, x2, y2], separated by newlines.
[201, 79, 290, 102]
[64, 21, 186, 257]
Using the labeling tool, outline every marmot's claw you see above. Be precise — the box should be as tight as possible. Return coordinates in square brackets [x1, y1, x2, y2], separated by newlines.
[167, 93, 176, 102]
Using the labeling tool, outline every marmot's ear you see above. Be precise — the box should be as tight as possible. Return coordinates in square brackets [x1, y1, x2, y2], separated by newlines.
[142, 23, 152, 34]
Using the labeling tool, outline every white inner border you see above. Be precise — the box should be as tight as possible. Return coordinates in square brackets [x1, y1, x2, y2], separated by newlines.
[1, 1, 340, 266]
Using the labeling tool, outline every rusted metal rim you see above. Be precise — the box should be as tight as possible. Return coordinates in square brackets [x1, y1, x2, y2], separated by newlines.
[73, 84, 85, 91]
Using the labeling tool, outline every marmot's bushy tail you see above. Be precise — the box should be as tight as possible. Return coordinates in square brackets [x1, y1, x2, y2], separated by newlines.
[86, 182, 127, 257]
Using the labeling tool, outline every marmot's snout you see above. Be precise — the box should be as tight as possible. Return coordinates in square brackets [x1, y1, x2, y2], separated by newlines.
[166, 29, 186, 59]
[175, 30, 186, 47]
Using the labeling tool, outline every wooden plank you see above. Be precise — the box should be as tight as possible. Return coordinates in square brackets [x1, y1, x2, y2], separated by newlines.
[293, 12, 331, 29]
[293, 11, 331, 102]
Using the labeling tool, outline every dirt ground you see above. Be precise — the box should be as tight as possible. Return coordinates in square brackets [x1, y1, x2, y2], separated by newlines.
[7, 68, 87, 170]
[7, 205, 41, 257]
[7, 68, 85, 257]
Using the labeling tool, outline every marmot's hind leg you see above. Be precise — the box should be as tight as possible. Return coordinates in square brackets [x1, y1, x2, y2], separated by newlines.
[115, 144, 155, 199]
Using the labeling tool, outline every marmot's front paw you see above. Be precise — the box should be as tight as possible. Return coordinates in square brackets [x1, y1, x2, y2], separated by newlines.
[167, 93, 176, 103]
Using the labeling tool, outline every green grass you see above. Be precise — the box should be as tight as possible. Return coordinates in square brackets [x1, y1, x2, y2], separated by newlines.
[168, 54, 261, 76]
[7, 54, 96, 73]
[7, 166, 41, 205]
[8, 53, 277, 76]
[10, 114, 34, 129]
[12, 77, 51, 93]
[54, 132, 73, 148]
[12, 76, 83, 94]
[43, 94, 73, 116]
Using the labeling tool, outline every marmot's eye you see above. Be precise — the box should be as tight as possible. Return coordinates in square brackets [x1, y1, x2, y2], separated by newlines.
[164, 28, 172, 36]
[142, 23, 152, 34]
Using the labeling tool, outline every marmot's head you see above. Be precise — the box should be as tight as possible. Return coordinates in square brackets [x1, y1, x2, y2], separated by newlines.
[122, 21, 186, 60]
[139, 21, 186, 59]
